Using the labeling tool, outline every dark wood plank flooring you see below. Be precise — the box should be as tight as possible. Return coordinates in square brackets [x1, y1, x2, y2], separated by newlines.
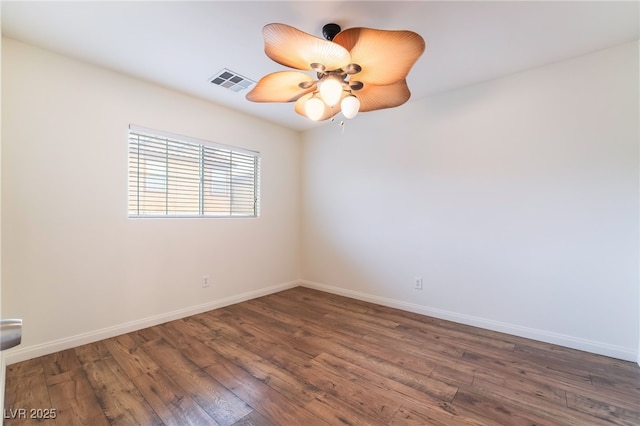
[4, 287, 640, 425]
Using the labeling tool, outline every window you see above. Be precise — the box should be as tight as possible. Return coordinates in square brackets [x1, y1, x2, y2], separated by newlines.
[128, 125, 260, 217]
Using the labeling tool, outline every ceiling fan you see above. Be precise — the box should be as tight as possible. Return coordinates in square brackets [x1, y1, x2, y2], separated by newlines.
[246, 22, 426, 122]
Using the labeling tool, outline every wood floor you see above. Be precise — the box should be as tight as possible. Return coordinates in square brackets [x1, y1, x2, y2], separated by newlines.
[4, 287, 640, 425]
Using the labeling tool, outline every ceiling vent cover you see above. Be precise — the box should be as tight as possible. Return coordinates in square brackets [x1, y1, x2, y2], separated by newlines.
[210, 69, 256, 92]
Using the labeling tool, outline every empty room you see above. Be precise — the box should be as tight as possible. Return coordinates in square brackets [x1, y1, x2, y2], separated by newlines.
[1, 1, 639, 425]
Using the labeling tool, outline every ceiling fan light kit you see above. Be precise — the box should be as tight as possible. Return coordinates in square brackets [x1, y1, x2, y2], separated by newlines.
[341, 94, 360, 119]
[246, 22, 425, 123]
[304, 93, 325, 121]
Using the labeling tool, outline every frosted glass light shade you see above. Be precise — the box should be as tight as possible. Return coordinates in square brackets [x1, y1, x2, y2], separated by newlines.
[341, 95, 360, 119]
[305, 96, 325, 121]
[318, 77, 343, 106]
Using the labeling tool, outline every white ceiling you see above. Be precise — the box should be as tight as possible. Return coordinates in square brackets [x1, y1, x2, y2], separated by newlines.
[2, 1, 638, 131]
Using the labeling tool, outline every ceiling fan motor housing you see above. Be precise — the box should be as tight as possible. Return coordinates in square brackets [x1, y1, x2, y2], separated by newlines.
[322, 23, 341, 41]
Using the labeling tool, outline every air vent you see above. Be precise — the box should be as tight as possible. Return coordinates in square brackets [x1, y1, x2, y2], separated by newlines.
[210, 69, 256, 92]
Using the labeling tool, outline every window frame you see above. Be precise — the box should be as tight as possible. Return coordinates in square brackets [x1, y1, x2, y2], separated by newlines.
[128, 125, 260, 218]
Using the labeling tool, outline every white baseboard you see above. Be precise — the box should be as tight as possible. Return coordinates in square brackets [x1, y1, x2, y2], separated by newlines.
[4, 280, 300, 365]
[300, 280, 638, 363]
[6, 279, 636, 365]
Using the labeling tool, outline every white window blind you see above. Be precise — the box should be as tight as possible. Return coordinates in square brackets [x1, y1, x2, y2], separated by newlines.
[128, 126, 260, 217]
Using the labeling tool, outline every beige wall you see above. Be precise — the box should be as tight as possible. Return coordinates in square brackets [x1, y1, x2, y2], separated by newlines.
[1, 38, 301, 362]
[301, 41, 640, 361]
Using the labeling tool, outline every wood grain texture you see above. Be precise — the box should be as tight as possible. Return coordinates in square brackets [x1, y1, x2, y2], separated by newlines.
[4, 287, 639, 425]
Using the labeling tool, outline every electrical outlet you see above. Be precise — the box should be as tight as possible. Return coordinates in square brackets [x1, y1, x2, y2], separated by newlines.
[202, 275, 210, 288]
[414, 277, 423, 290]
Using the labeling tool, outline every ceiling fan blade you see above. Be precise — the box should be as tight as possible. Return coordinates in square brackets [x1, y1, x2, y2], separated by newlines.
[355, 79, 411, 113]
[246, 71, 315, 102]
[333, 28, 425, 85]
[294, 93, 341, 121]
[263, 23, 351, 71]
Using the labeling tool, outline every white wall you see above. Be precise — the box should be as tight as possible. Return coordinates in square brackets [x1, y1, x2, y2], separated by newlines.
[0, 31, 5, 425]
[301, 41, 640, 361]
[2, 36, 638, 366]
[1, 38, 301, 363]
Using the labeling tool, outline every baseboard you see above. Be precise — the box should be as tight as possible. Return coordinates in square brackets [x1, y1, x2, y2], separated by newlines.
[6, 279, 636, 365]
[300, 280, 638, 363]
[4, 280, 300, 365]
